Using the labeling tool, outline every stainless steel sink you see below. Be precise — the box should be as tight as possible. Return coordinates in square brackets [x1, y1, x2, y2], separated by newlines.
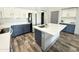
[38, 25, 45, 28]
[38, 24, 48, 28]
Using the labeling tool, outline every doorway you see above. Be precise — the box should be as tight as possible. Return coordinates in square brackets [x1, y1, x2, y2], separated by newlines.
[41, 12, 44, 24]
[28, 13, 32, 32]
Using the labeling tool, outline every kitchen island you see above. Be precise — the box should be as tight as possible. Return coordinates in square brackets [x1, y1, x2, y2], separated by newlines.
[33, 23, 66, 51]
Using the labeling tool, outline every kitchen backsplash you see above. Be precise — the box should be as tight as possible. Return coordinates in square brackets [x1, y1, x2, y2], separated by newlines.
[60, 18, 76, 24]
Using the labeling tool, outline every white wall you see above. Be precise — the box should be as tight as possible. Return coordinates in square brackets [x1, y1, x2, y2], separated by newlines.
[75, 8, 79, 35]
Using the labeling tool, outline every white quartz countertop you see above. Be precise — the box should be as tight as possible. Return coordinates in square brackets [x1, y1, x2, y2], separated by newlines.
[0, 22, 30, 29]
[33, 23, 66, 35]
[11, 22, 30, 26]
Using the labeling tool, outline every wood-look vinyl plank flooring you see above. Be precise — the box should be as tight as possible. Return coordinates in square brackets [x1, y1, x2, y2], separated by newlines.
[11, 32, 79, 52]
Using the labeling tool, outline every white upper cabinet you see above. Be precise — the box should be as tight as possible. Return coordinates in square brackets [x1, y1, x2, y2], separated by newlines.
[61, 8, 77, 18]
[13, 9, 28, 19]
[13, 9, 20, 18]
[20, 10, 28, 18]
[1, 8, 28, 19]
[61, 10, 68, 17]
[68, 8, 77, 17]
[0, 8, 3, 18]
[2, 8, 14, 18]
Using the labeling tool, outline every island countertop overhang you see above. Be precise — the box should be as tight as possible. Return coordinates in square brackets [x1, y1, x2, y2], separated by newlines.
[33, 23, 66, 35]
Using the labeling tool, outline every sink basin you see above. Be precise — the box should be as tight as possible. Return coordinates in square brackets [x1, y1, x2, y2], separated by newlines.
[38, 25, 45, 28]
[0, 28, 9, 34]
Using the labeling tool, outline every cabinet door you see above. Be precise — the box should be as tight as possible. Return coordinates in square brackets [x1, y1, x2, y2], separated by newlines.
[68, 8, 76, 17]
[61, 10, 68, 17]
[23, 24, 30, 33]
[61, 23, 75, 33]
[35, 29, 42, 47]
[14, 9, 20, 18]
[11, 24, 31, 37]
[61, 8, 77, 17]
[19, 10, 27, 18]
[2, 8, 14, 18]
[14, 9, 27, 18]
[66, 24, 75, 33]
[11, 25, 24, 37]
[66, 25, 71, 32]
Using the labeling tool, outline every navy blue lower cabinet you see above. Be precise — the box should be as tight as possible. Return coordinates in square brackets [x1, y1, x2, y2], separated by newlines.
[60, 23, 75, 33]
[11, 25, 24, 37]
[66, 24, 75, 33]
[23, 24, 30, 33]
[11, 24, 31, 37]
[35, 29, 42, 47]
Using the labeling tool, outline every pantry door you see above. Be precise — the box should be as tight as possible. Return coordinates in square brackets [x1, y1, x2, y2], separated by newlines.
[51, 11, 59, 24]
